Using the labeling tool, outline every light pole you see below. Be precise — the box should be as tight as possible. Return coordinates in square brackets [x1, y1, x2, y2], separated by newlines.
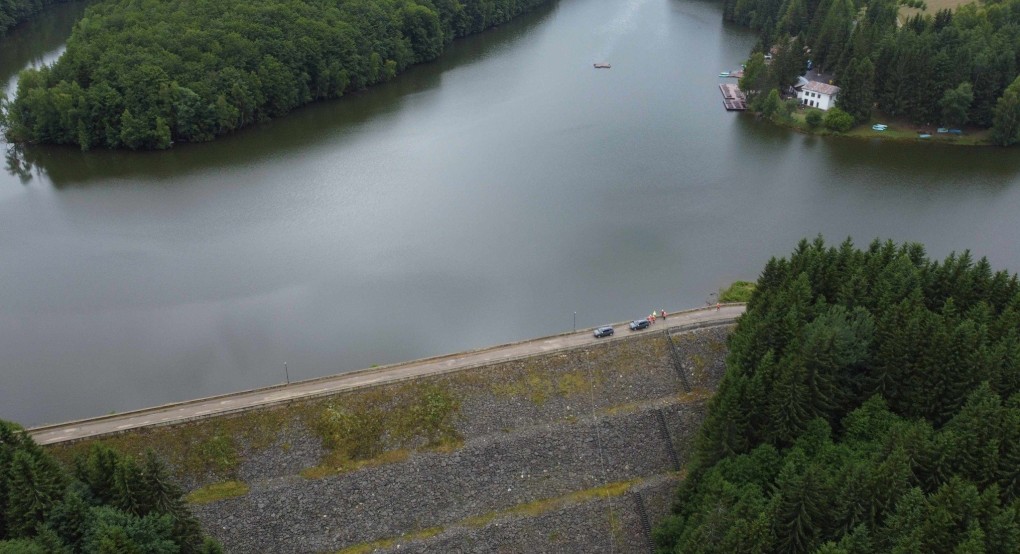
[573, 312, 576, 332]
[284, 362, 290, 385]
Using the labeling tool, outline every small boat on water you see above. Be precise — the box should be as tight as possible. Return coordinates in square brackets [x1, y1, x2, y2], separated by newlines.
[719, 71, 730, 77]
[918, 134, 931, 139]
[872, 124, 888, 131]
[594, 63, 611, 69]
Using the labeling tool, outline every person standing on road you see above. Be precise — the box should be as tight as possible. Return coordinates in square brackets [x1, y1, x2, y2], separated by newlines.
[716, 302, 721, 310]
[661, 309, 667, 320]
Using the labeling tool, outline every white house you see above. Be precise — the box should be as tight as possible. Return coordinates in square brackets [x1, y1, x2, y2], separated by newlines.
[798, 81, 840, 111]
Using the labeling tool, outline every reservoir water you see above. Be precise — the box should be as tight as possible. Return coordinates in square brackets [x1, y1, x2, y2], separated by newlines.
[3, 0, 1020, 426]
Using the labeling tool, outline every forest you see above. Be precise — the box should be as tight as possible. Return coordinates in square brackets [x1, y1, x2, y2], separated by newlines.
[654, 237, 1020, 552]
[728, 0, 1020, 145]
[0, 0, 68, 35]
[0, 420, 221, 553]
[0, 0, 549, 150]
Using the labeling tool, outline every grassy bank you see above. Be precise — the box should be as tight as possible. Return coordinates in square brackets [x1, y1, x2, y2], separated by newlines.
[719, 281, 756, 303]
[775, 109, 993, 145]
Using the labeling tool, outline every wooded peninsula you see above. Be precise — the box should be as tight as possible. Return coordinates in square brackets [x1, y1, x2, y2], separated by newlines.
[729, 0, 1020, 145]
[1, 0, 549, 150]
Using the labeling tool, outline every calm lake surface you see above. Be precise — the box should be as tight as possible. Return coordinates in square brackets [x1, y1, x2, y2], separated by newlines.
[3, 0, 1020, 426]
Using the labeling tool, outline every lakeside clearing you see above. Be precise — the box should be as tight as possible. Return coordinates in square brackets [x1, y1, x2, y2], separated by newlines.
[899, 0, 976, 23]
[781, 109, 994, 145]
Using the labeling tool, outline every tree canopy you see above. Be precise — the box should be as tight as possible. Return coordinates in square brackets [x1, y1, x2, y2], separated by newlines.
[3, 0, 549, 150]
[0, 419, 221, 553]
[655, 237, 1020, 553]
[726, 0, 1020, 134]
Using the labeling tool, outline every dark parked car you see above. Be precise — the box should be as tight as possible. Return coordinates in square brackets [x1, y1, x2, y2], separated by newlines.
[594, 326, 614, 338]
[629, 319, 650, 331]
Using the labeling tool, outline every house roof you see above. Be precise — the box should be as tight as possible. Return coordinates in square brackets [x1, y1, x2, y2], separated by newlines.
[803, 81, 840, 96]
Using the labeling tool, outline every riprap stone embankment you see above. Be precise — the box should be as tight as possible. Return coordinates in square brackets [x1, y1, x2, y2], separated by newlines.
[52, 324, 733, 553]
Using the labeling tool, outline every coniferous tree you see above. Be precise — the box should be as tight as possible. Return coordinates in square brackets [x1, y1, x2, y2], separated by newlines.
[837, 57, 876, 124]
[997, 400, 1020, 502]
[943, 384, 1004, 487]
[656, 238, 1020, 551]
[835, 525, 874, 554]
[0, 420, 219, 551]
[693, 372, 755, 470]
[768, 356, 813, 445]
[75, 444, 121, 506]
[111, 457, 144, 518]
[138, 451, 205, 553]
[775, 462, 827, 553]
[81, 507, 177, 554]
[45, 487, 91, 552]
[767, 36, 808, 91]
[809, 0, 854, 70]
[970, 43, 1015, 128]
[3, 451, 65, 539]
[777, 0, 810, 36]
[759, 88, 784, 118]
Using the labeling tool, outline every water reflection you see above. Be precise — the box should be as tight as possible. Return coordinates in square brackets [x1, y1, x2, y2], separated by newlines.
[4, 144, 34, 184]
[5, 1, 559, 187]
[0, 1, 89, 95]
[819, 138, 1020, 185]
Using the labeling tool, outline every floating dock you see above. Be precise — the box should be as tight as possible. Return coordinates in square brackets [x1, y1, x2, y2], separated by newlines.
[719, 83, 747, 111]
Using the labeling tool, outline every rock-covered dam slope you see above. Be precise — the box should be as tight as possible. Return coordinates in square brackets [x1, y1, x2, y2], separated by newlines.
[49, 324, 733, 553]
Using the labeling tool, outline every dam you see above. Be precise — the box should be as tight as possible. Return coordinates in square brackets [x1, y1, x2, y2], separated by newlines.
[39, 306, 742, 553]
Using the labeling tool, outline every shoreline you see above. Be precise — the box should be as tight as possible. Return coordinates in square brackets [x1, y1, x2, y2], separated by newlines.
[761, 111, 995, 146]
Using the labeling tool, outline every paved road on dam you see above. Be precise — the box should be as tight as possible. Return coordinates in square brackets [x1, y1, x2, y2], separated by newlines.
[29, 304, 746, 445]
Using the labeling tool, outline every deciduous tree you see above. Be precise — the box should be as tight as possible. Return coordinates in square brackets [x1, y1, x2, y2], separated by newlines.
[940, 82, 973, 127]
[991, 75, 1020, 146]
